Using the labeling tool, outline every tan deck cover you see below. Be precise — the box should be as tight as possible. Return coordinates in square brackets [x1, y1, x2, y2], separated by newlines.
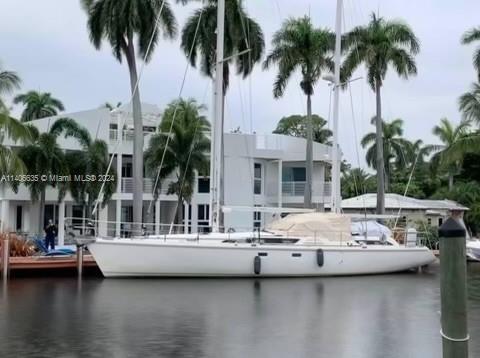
[267, 213, 352, 242]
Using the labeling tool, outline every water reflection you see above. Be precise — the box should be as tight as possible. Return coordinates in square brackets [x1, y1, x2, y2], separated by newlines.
[0, 264, 479, 357]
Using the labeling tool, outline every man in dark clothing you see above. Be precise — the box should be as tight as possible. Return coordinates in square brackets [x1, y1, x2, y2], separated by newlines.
[44, 219, 57, 251]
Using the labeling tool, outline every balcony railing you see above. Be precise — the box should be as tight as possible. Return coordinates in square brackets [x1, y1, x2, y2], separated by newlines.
[121, 178, 155, 193]
[110, 129, 155, 141]
[282, 181, 332, 197]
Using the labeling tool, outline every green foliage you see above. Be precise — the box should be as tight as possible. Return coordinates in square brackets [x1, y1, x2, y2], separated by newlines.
[461, 27, 480, 79]
[263, 16, 334, 98]
[0, 66, 21, 112]
[13, 91, 65, 122]
[341, 167, 376, 199]
[181, 0, 264, 90]
[273, 114, 332, 144]
[145, 98, 210, 215]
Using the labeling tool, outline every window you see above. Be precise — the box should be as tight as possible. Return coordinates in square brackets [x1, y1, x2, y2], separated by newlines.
[282, 167, 306, 182]
[254, 163, 262, 194]
[198, 204, 210, 232]
[427, 218, 432, 226]
[198, 177, 210, 193]
[16, 206, 22, 231]
[253, 206, 262, 228]
[122, 157, 133, 178]
[438, 218, 443, 226]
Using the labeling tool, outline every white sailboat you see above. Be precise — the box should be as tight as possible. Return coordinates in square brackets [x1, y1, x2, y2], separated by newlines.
[87, 0, 436, 277]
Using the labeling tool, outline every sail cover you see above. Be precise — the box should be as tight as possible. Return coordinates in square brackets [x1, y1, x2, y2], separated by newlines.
[267, 213, 352, 242]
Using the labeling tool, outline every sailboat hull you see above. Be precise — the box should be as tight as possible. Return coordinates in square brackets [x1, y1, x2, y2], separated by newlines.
[88, 239, 436, 277]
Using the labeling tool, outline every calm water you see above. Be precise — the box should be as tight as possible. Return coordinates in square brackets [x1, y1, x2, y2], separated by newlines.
[1, 264, 480, 358]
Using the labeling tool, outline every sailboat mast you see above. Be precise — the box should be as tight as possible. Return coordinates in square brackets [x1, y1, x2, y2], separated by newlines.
[331, 0, 343, 214]
[210, 0, 225, 232]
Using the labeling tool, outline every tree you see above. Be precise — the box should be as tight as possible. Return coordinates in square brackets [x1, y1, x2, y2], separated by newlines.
[431, 118, 471, 190]
[263, 16, 334, 208]
[273, 114, 332, 144]
[341, 167, 375, 199]
[459, 82, 480, 124]
[0, 65, 21, 112]
[343, 13, 419, 214]
[461, 27, 480, 79]
[144, 99, 210, 228]
[62, 125, 116, 222]
[19, 118, 79, 233]
[82, 0, 177, 234]
[13, 91, 65, 122]
[361, 118, 410, 191]
[181, 0, 264, 90]
[102, 101, 122, 111]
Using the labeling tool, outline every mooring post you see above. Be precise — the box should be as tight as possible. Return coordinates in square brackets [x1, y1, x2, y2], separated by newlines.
[438, 217, 469, 358]
[76, 244, 84, 278]
[1, 237, 9, 279]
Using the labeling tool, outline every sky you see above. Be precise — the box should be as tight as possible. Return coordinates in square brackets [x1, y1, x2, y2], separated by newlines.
[1, 0, 479, 167]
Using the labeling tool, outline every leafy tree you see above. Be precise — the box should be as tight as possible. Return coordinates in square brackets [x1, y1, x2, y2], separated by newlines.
[273, 114, 332, 144]
[145, 99, 210, 227]
[0, 65, 21, 111]
[82, 0, 178, 232]
[459, 82, 480, 124]
[19, 118, 79, 232]
[343, 13, 419, 214]
[461, 27, 480, 79]
[264, 16, 334, 208]
[13, 91, 65, 122]
[181, 0, 264, 90]
[361, 118, 410, 191]
[341, 167, 375, 199]
[431, 118, 471, 190]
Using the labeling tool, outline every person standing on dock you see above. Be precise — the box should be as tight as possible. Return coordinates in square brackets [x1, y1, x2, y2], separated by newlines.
[44, 219, 57, 251]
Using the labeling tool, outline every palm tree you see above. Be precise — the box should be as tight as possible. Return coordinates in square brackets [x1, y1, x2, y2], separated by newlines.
[273, 114, 332, 144]
[361, 118, 410, 191]
[431, 118, 471, 190]
[263, 16, 334, 208]
[459, 82, 480, 124]
[343, 13, 419, 214]
[62, 125, 116, 221]
[404, 139, 434, 169]
[19, 118, 79, 233]
[82, 0, 177, 234]
[341, 167, 375, 199]
[145, 99, 210, 228]
[0, 65, 21, 111]
[461, 27, 480, 78]
[13, 91, 65, 122]
[181, 0, 264, 90]
[102, 101, 122, 111]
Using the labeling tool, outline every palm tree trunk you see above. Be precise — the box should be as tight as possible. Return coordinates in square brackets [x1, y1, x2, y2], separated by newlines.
[124, 40, 144, 236]
[448, 173, 454, 191]
[176, 196, 184, 233]
[375, 82, 386, 214]
[304, 94, 313, 209]
[38, 188, 45, 234]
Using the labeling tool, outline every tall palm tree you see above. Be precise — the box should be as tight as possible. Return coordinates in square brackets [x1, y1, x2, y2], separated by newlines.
[13, 91, 65, 122]
[341, 167, 375, 199]
[145, 99, 210, 227]
[431, 117, 471, 190]
[263, 16, 334, 208]
[404, 139, 434, 169]
[461, 27, 480, 79]
[343, 13, 420, 214]
[361, 118, 410, 191]
[273, 114, 332, 144]
[0, 65, 21, 111]
[459, 82, 480, 124]
[19, 118, 79, 233]
[82, 0, 177, 233]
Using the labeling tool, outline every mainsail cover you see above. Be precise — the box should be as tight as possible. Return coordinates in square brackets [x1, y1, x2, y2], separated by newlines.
[267, 213, 352, 242]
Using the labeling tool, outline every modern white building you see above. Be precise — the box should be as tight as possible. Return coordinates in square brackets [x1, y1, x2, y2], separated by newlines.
[0, 103, 336, 241]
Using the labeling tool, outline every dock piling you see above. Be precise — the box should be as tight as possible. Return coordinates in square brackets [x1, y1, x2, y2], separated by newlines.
[76, 244, 84, 278]
[439, 217, 469, 358]
[1, 237, 9, 279]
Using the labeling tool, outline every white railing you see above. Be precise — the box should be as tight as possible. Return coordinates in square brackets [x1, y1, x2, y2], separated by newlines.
[109, 129, 155, 141]
[282, 181, 332, 197]
[121, 178, 156, 193]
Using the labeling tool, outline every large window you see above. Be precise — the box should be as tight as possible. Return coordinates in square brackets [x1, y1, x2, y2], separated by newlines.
[282, 167, 306, 182]
[198, 177, 210, 193]
[254, 163, 262, 194]
[198, 204, 210, 232]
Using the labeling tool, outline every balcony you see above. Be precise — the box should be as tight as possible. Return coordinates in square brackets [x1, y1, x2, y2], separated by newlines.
[281, 181, 332, 200]
[121, 178, 155, 193]
[109, 129, 155, 142]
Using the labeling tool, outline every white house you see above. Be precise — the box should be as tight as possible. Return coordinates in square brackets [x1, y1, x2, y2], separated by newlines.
[341, 193, 468, 227]
[0, 103, 336, 240]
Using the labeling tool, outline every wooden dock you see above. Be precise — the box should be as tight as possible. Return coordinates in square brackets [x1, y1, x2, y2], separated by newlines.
[9, 255, 97, 270]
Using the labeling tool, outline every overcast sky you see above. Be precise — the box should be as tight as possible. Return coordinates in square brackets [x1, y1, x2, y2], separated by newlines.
[1, 0, 479, 167]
